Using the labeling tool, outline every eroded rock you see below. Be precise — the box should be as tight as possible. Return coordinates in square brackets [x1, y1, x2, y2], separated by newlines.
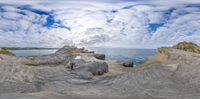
[92, 53, 105, 60]
[122, 61, 134, 67]
[1, 44, 200, 98]
[76, 62, 108, 75]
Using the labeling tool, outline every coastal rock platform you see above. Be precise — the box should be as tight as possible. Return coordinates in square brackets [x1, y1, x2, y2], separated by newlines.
[0, 42, 200, 99]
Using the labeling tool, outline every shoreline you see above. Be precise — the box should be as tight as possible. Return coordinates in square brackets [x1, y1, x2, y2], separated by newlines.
[0, 42, 200, 98]
[10, 48, 156, 67]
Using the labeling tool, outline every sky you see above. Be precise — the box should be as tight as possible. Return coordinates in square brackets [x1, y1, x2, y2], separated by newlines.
[0, 0, 200, 48]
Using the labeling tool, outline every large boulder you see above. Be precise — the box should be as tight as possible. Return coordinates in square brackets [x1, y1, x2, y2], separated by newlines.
[122, 60, 134, 67]
[76, 62, 108, 75]
[82, 50, 95, 53]
[92, 53, 105, 60]
[87, 62, 108, 75]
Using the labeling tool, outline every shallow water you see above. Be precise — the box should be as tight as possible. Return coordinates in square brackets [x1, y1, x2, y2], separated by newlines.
[11, 48, 157, 66]
[89, 47, 157, 66]
[10, 49, 58, 57]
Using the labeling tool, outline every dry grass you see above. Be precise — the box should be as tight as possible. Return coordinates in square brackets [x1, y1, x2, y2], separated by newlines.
[173, 41, 200, 54]
[135, 47, 170, 72]
[0, 48, 15, 56]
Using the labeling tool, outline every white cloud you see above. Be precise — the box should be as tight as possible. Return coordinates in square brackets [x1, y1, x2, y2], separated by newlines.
[0, 0, 200, 48]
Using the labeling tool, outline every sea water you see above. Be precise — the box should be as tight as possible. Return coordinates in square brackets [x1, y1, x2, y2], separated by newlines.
[10, 49, 58, 57]
[11, 48, 157, 66]
[89, 47, 157, 66]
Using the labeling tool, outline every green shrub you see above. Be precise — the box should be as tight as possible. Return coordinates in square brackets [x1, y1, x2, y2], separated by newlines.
[0, 48, 15, 56]
[173, 41, 200, 54]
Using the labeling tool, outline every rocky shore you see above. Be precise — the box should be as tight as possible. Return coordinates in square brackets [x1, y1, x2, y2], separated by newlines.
[0, 42, 200, 99]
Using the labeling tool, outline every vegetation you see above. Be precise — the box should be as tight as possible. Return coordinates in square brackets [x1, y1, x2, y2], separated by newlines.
[173, 41, 200, 54]
[0, 48, 15, 56]
[139, 41, 200, 70]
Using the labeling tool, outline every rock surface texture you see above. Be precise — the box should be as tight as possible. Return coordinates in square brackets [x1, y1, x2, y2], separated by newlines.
[0, 42, 200, 99]
[122, 60, 134, 67]
[92, 53, 106, 60]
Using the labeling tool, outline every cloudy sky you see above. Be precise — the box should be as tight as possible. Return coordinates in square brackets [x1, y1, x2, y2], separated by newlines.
[0, 0, 200, 48]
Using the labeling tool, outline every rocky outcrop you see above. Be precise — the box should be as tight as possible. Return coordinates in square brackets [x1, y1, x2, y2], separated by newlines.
[1, 43, 200, 99]
[82, 50, 95, 53]
[92, 53, 105, 60]
[122, 60, 134, 67]
[84, 62, 108, 75]
[22, 54, 70, 66]
[73, 61, 108, 76]
[72, 59, 86, 66]
[0, 46, 111, 94]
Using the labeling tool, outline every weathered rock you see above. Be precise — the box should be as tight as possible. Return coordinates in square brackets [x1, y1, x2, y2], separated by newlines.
[22, 46, 82, 66]
[88, 62, 108, 75]
[92, 53, 105, 60]
[72, 69, 93, 79]
[1, 43, 200, 99]
[82, 50, 95, 53]
[79, 47, 85, 50]
[73, 59, 86, 66]
[77, 62, 108, 75]
[22, 54, 70, 66]
[56, 45, 77, 53]
[122, 61, 133, 67]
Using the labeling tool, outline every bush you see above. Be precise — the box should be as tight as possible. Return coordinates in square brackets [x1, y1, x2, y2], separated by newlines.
[0, 48, 15, 56]
[173, 41, 200, 54]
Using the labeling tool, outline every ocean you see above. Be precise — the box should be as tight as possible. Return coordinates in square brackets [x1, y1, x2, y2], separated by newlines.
[89, 47, 157, 66]
[10, 49, 58, 57]
[11, 48, 157, 66]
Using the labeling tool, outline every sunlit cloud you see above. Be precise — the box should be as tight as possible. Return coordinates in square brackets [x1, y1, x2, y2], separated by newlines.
[0, 0, 200, 48]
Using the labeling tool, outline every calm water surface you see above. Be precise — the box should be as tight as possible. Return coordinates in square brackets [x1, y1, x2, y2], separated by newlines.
[11, 49, 58, 57]
[89, 47, 157, 66]
[11, 48, 157, 66]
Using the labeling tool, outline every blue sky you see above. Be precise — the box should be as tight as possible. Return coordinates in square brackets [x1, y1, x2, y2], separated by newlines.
[0, 0, 200, 48]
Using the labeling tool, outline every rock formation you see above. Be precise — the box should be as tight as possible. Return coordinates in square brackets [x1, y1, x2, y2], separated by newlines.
[92, 53, 105, 60]
[0, 42, 200, 99]
[122, 60, 134, 67]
